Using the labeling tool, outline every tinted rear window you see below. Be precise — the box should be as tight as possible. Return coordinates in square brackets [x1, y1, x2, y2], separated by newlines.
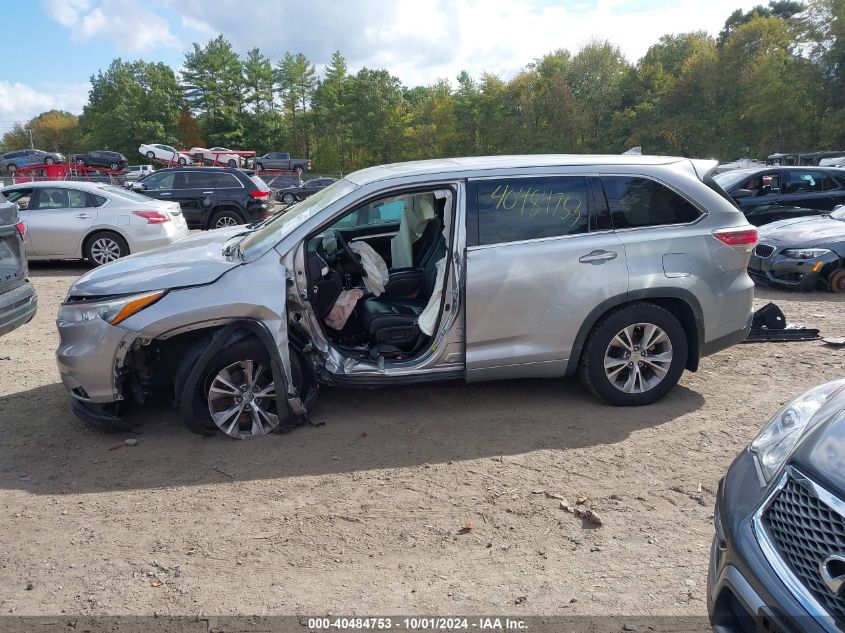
[601, 176, 701, 228]
[249, 175, 270, 191]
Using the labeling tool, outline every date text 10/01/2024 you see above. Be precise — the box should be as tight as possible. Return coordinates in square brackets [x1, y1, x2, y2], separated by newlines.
[307, 617, 528, 630]
[488, 184, 584, 226]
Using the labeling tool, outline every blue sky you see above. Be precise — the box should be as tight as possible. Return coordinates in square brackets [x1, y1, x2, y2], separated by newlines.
[1, 0, 759, 133]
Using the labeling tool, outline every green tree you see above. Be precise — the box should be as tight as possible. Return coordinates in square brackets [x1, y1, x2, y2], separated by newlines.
[182, 35, 244, 147]
[79, 59, 182, 159]
[275, 52, 317, 156]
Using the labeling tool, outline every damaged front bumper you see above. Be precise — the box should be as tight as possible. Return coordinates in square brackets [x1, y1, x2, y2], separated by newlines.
[56, 316, 137, 405]
[747, 247, 839, 291]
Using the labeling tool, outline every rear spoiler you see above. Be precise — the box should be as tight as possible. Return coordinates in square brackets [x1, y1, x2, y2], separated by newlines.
[689, 159, 719, 181]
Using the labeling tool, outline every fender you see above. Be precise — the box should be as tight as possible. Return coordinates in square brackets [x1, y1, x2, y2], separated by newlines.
[177, 318, 302, 434]
[563, 288, 705, 376]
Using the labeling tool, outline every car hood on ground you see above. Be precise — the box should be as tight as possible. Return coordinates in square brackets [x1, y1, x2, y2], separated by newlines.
[758, 215, 845, 247]
[793, 392, 845, 493]
[68, 227, 249, 298]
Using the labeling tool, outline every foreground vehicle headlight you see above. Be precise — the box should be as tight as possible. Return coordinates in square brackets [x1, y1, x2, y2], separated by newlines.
[751, 379, 845, 481]
[58, 290, 165, 326]
[781, 248, 831, 259]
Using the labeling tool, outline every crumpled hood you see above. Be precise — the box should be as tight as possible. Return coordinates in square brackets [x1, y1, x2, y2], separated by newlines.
[792, 389, 845, 493]
[759, 216, 845, 248]
[69, 227, 248, 298]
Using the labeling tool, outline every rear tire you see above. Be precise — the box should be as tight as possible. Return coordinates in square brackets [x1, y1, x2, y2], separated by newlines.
[178, 157, 187, 166]
[282, 192, 296, 205]
[578, 303, 687, 406]
[294, 166, 303, 174]
[830, 269, 845, 293]
[254, 162, 265, 171]
[84, 231, 129, 266]
[209, 209, 243, 229]
[109, 162, 119, 170]
[227, 159, 237, 167]
[7, 164, 16, 173]
[45, 157, 55, 165]
[146, 151, 155, 159]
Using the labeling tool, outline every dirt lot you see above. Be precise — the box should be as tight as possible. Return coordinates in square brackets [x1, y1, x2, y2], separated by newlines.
[1, 263, 844, 617]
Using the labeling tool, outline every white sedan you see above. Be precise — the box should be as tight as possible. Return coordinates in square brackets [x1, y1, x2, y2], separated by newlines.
[0, 181, 189, 266]
[138, 143, 194, 165]
[190, 147, 243, 167]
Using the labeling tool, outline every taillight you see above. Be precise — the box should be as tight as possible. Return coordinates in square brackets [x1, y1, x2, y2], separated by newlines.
[712, 227, 757, 247]
[133, 211, 170, 224]
[15, 222, 26, 237]
[250, 190, 270, 198]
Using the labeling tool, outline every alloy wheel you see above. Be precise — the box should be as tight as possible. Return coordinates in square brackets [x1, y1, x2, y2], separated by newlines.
[603, 323, 673, 394]
[207, 360, 278, 438]
[90, 237, 122, 264]
[215, 215, 239, 228]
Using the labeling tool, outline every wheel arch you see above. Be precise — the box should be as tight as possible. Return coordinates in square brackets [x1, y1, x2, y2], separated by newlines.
[564, 289, 704, 377]
[207, 205, 247, 227]
[171, 319, 296, 433]
[81, 227, 131, 259]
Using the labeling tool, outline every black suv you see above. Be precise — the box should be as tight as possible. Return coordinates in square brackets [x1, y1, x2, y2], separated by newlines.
[714, 166, 845, 225]
[131, 167, 271, 229]
[73, 150, 128, 170]
[0, 193, 37, 337]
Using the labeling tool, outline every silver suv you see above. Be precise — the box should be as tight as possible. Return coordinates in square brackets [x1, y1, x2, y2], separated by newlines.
[56, 155, 757, 438]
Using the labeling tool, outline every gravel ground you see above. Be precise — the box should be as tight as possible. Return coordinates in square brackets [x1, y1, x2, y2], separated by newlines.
[1, 263, 844, 617]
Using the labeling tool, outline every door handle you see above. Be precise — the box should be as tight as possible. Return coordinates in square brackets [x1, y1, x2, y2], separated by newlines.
[579, 250, 618, 264]
[75, 213, 91, 219]
[202, 191, 213, 194]
[160, 193, 172, 196]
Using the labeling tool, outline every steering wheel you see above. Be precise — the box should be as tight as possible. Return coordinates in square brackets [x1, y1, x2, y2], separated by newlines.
[332, 229, 363, 274]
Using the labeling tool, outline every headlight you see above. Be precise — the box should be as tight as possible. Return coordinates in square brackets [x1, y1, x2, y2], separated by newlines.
[58, 290, 165, 326]
[751, 379, 845, 481]
[782, 248, 831, 259]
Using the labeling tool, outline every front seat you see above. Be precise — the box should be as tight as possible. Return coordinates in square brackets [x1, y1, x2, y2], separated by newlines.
[358, 235, 446, 347]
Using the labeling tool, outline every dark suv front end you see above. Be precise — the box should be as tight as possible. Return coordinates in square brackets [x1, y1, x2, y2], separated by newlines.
[709, 380, 845, 633]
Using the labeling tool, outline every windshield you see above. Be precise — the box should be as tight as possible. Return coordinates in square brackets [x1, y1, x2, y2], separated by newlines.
[100, 184, 155, 202]
[713, 170, 756, 190]
[241, 178, 359, 262]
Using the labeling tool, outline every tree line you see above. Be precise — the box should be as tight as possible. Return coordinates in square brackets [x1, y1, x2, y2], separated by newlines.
[2, 0, 842, 172]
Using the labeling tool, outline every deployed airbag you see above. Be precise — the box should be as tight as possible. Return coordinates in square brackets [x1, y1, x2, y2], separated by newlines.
[324, 288, 364, 330]
[418, 257, 446, 336]
[349, 241, 388, 297]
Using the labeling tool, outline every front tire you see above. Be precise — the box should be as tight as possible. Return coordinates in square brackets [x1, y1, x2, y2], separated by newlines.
[578, 303, 687, 406]
[209, 209, 243, 229]
[227, 159, 237, 167]
[178, 157, 187, 166]
[254, 162, 265, 171]
[181, 339, 304, 439]
[84, 231, 129, 266]
[45, 156, 55, 165]
[830, 269, 845, 293]
[7, 164, 16, 173]
[282, 192, 296, 205]
[146, 151, 155, 159]
[109, 162, 119, 170]
[294, 166, 303, 175]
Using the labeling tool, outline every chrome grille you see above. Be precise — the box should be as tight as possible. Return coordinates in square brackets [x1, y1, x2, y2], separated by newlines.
[762, 475, 845, 626]
[755, 244, 776, 257]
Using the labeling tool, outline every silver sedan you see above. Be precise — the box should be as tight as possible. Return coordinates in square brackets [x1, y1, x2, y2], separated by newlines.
[0, 181, 190, 266]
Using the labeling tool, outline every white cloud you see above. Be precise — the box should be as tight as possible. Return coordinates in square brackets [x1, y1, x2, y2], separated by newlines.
[39, 0, 763, 86]
[0, 81, 90, 129]
[166, 0, 761, 85]
[41, 0, 181, 53]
